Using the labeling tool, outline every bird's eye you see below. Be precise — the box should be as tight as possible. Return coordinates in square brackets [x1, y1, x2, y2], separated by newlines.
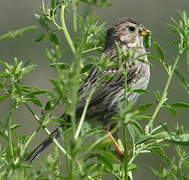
[128, 26, 136, 32]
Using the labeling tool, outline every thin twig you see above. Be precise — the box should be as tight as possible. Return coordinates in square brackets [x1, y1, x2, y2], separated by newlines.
[74, 87, 96, 139]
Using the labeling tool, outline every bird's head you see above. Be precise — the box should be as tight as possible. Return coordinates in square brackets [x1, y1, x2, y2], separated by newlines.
[104, 17, 150, 51]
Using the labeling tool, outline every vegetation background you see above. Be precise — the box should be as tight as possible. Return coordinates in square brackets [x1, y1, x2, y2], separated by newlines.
[0, 0, 189, 179]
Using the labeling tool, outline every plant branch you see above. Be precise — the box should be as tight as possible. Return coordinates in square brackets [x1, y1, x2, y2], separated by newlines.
[7, 112, 14, 164]
[60, 5, 76, 54]
[72, 0, 77, 32]
[147, 53, 181, 132]
[74, 87, 96, 140]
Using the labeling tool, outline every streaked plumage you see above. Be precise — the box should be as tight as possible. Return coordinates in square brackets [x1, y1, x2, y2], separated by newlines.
[26, 17, 150, 164]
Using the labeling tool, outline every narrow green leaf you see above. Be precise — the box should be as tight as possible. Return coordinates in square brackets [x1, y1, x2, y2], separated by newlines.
[130, 121, 144, 135]
[81, 64, 93, 74]
[48, 33, 59, 45]
[133, 89, 148, 94]
[26, 97, 42, 107]
[44, 100, 56, 111]
[0, 60, 11, 70]
[35, 33, 46, 42]
[166, 134, 189, 146]
[152, 90, 161, 102]
[148, 55, 162, 62]
[175, 70, 189, 90]
[0, 82, 4, 89]
[135, 115, 152, 120]
[135, 135, 150, 145]
[128, 124, 135, 140]
[0, 26, 37, 41]
[14, 61, 23, 74]
[0, 95, 10, 101]
[28, 90, 48, 96]
[164, 103, 177, 115]
[96, 152, 114, 170]
[0, 130, 6, 137]
[128, 163, 137, 171]
[11, 124, 21, 130]
[153, 41, 165, 61]
[166, 23, 178, 32]
[172, 102, 189, 108]
[50, 63, 70, 70]
[35, 14, 49, 31]
[138, 103, 153, 112]
[138, 58, 153, 66]
[22, 65, 36, 74]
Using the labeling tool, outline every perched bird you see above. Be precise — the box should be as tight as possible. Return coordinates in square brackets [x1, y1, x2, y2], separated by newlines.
[26, 17, 150, 164]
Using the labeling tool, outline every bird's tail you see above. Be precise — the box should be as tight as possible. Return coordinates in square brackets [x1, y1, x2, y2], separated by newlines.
[25, 127, 61, 164]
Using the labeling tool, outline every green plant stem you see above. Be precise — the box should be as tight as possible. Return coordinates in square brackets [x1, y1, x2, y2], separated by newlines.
[14, 126, 41, 165]
[74, 87, 95, 139]
[147, 53, 180, 132]
[60, 5, 76, 54]
[7, 113, 14, 164]
[60, 5, 81, 179]
[24, 125, 42, 150]
[122, 123, 128, 180]
[24, 103, 71, 160]
[82, 46, 102, 54]
[123, 69, 129, 180]
[72, 0, 77, 32]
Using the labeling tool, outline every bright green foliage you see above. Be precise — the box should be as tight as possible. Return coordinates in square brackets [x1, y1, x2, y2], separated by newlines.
[0, 26, 37, 41]
[1, 0, 189, 179]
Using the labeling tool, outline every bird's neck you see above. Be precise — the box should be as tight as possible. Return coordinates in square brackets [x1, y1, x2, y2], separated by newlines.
[104, 44, 148, 63]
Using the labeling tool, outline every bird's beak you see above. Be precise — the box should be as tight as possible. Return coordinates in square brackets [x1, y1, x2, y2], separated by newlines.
[139, 28, 151, 36]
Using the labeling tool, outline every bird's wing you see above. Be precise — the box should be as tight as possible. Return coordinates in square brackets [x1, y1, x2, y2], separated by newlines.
[77, 65, 98, 97]
[76, 63, 140, 117]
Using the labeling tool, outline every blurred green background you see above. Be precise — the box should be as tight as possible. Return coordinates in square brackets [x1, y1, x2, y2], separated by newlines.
[1, 0, 189, 179]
